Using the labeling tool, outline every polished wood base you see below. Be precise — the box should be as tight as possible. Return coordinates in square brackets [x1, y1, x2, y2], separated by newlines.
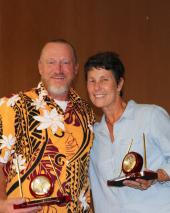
[107, 171, 158, 187]
[13, 195, 72, 209]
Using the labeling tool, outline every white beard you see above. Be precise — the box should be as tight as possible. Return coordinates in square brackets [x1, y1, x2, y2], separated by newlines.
[47, 85, 68, 96]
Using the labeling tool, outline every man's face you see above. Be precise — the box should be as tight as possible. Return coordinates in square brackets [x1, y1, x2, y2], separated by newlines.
[38, 42, 78, 100]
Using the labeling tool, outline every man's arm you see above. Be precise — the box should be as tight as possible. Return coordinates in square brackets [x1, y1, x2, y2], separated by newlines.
[0, 163, 7, 199]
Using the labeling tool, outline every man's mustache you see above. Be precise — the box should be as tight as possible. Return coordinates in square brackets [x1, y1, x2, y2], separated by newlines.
[50, 73, 65, 78]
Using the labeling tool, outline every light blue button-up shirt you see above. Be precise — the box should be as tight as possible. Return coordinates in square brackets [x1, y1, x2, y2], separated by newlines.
[90, 100, 170, 213]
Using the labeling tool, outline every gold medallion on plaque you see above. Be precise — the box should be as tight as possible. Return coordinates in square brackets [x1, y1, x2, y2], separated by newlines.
[107, 134, 158, 187]
[13, 155, 72, 209]
[29, 174, 53, 198]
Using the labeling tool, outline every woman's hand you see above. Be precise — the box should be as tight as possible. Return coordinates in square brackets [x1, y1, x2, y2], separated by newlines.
[123, 178, 156, 190]
[123, 170, 158, 190]
[123, 169, 170, 190]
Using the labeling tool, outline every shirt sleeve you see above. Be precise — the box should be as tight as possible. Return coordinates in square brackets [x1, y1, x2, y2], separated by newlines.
[0, 98, 16, 164]
[151, 106, 170, 176]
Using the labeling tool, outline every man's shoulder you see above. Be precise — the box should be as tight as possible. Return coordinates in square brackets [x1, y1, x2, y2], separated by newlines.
[70, 88, 95, 122]
[0, 87, 37, 108]
[20, 87, 37, 98]
[70, 88, 91, 107]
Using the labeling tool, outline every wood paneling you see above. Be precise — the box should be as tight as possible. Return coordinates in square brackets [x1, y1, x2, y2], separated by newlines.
[0, 0, 169, 116]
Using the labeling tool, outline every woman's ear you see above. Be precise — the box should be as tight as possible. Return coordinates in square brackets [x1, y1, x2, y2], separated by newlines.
[117, 78, 124, 93]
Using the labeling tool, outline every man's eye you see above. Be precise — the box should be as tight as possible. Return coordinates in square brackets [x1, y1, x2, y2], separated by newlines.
[48, 61, 55, 64]
[46, 60, 55, 65]
[62, 60, 70, 65]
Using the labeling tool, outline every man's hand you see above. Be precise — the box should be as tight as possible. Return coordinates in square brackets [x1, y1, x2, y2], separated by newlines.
[0, 198, 41, 213]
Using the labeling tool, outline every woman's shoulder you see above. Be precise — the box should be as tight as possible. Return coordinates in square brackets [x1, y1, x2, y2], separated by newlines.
[128, 100, 169, 116]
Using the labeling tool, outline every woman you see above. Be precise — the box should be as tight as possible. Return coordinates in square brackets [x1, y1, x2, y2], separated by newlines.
[84, 52, 170, 213]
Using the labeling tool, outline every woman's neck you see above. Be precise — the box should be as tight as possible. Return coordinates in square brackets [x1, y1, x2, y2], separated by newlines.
[105, 100, 126, 126]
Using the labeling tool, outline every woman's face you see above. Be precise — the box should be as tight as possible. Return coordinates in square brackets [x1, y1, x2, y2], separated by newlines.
[87, 68, 123, 110]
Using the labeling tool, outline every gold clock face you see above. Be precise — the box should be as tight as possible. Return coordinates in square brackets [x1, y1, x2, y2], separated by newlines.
[30, 175, 51, 196]
[122, 153, 137, 173]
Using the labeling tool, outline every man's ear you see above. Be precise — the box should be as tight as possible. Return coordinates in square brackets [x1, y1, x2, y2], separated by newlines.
[74, 63, 79, 75]
[38, 60, 43, 75]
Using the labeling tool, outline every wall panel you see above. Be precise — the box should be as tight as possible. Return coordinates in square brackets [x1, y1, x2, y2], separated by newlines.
[0, 0, 169, 116]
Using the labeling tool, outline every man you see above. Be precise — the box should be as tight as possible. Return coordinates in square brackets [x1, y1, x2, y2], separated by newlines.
[0, 39, 95, 212]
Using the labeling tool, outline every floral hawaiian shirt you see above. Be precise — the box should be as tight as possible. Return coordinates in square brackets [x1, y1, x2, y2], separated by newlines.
[0, 82, 95, 213]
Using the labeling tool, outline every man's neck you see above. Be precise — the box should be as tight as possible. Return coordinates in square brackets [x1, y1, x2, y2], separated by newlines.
[49, 91, 69, 101]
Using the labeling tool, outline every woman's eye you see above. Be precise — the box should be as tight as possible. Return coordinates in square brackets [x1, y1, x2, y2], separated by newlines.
[102, 78, 109, 81]
[88, 79, 95, 83]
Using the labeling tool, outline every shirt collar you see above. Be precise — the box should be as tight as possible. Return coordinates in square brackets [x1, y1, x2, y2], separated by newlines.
[36, 82, 80, 107]
[119, 100, 137, 120]
[98, 100, 137, 129]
